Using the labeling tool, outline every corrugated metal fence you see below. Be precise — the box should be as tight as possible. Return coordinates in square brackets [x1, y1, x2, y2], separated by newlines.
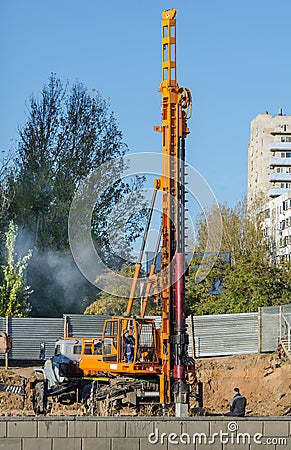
[0, 317, 64, 360]
[260, 304, 291, 352]
[65, 314, 111, 338]
[192, 313, 258, 357]
[0, 306, 289, 361]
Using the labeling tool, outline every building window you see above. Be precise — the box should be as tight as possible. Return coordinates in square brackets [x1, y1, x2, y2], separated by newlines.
[276, 167, 291, 173]
[280, 134, 291, 141]
[283, 201, 290, 210]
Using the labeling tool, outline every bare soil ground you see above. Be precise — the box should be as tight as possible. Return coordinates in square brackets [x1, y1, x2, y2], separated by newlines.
[195, 352, 291, 416]
[0, 352, 291, 416]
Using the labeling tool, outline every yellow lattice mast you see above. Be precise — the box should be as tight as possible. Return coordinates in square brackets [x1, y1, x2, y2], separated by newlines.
[154, 8, 192, 414]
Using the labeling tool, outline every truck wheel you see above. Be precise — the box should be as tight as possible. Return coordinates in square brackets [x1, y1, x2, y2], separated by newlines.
[33, 381, 47, 415]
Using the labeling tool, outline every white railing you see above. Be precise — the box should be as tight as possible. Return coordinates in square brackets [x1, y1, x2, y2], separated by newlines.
[279, 306, 291, 351]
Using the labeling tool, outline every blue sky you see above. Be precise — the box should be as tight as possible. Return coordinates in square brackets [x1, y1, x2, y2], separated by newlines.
[1, 0, 291, 207]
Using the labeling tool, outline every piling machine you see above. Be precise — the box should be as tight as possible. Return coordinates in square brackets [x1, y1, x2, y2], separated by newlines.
[32, 9, 201, 417]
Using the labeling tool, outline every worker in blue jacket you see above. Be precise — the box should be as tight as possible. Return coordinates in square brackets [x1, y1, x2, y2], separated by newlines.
[226, 388, 247, 417]
[123, 329, 135, 363]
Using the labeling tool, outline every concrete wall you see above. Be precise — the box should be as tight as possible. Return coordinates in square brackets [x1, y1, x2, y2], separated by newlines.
[0, 416, 290, 450]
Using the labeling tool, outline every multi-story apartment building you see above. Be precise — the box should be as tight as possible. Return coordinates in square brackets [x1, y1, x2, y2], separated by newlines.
[248, 111, 291, 204]
[248, 111, 291, 262]
[261, 190, 291, 263]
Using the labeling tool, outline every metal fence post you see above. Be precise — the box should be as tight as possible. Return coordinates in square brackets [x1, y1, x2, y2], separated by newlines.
[63, 315, 68, 338]
[5, 316, 9, 369]
[279, 305, 283, 342]
[189, 314, 195, 358]
[258, 307, 262, 353]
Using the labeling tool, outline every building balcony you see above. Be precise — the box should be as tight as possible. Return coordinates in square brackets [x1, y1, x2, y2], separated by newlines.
[269, 173, 291, 182]
[269, 142, 291, 150]
[268, 188, 290, 197]
[269, 157, 291, 166]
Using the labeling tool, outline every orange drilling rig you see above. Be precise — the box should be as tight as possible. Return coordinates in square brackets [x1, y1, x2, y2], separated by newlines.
[78, 8, 195, 416]
[32, 9, 201, 418]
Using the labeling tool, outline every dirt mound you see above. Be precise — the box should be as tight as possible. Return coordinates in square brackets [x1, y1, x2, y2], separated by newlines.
[0, 367, 34, 416]
[195, 352, 291, 416]
[0, 352, 290, 416]
[0, 367, 84, 416]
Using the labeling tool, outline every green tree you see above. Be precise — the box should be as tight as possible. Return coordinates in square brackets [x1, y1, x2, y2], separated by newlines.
[0, 151, 15, 283]
[84, 265, 161, 317]
[0, 149, 16, 235]
[8, 74, 144, 316]
[11, 74, 130, 252]
[0, 221, 32, 317]
[186, 198, 291, 315]
[219, 258, 291, 313]
[196, 198, 267, 265]
[185, 254, 228, 315]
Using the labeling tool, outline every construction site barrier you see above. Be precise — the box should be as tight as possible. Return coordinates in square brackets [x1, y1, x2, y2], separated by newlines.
[0, 305, 290, 363]
[0, 416, 290, 450]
